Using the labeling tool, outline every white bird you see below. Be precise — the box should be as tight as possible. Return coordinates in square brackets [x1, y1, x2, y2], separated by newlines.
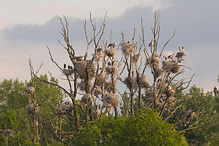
[179, 46, 181, 51]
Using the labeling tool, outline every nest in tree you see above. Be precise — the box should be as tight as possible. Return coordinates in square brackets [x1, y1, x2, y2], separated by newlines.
[131, 54, 140, 63]
[105, 65, 118, 75]
[78, 60, 95, 80]
[105, 49, 117, 57]
[124, 76, 137, 91]
[24, 86, 35, 94]
[162, 60, 174, 71]
[94, 50, 104, 62]
[145, 91, 153, 97]
[62, 69, 74, 76]
[157, 101, 165, 109]
[94, 87, 102, 96]
[74, 60, 87, 73]
[104, 82, 115, 93]
[163, 60, 181, 74]
[176, 51, 185, 61]
[54, 106, 62, 115]
[166, 96, 177, 108]
[145, 96, 154, 104]
[2, 129, 14, 137]
[26, 103, 36, 114]
[54, 100, 74, 115]
[153, 67, 162, 79]
[138, 74, 150, 88]
[103, 93, 119, 108]
[81, 94, 94, 105]
[93, 109, 101, 120]
[62, 103, 74, 114]
[96, 72, 106, 86]
[147, 55, 160, 68]
[121, 43, 136, 55]
[78, 80, 91, 92]
[165, 87, 175, 97]
[170, 63, 181, 73]
[184, 109, 196, 120]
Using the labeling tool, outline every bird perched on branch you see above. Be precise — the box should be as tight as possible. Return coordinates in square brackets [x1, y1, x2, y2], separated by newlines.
[97, 48, 102, 52]
[132, 38, 135, 43]
[108, 42, 116, 48]
[179, 46, 181, 51]
[148, 38, 154, 47]
[182, 46, 185, 52]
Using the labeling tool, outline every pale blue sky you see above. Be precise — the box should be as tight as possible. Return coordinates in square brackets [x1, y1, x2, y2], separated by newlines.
[0, 0, 218, 92]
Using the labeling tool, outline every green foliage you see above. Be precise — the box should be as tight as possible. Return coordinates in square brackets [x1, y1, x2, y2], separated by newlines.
[0, 75, 65, 145]
[73, 108, 187, 146]
[164, 86, 219, 145]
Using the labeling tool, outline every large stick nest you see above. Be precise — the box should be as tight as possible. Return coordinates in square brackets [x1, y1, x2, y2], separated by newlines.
[138, 74, 150, 88]
[165, 87, 175, 97]
[131, 53, 140, 63]
[2, 129, 14, 137]
[162, 60, 181, 74]
[24, 86, 35, 94]
[75, 60, 95, 80]
[184, 109, 196, 120]
[62, 69, 74, 76]
[104, 82, 115, 93]
[74, 60, 87, 73]
[94, 50, 104, 62]
[124, 76, 137, 90]
[81, 94, 94, 105]
[103, 93, 119, 108]
[54, 102, 74, 115]
[93, 109, 101, 120]
[96, 72, 106, 86]
[105, 65, 118, 75]
[121, 43, 136, 55]
[153, 67, 162, 79]
[26, 103, 36, 114]
[147, 55, 161, 68]
[94, 86, 102, 96]
[170, 63, 181, 73]
[78, 80, 91, 92]
[105, 49, 117, 57]
[162, 60, 174, 71]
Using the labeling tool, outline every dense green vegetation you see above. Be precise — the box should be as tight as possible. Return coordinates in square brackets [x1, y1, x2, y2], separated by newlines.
[0, 77, 218, 145]
[73, 109, 187, 146]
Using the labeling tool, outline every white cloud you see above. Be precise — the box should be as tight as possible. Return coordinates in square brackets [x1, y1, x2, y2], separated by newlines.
[0, 0, 172, 26]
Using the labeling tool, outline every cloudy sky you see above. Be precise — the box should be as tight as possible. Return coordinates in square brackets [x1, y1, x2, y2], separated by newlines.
[0, 0, 218, 92]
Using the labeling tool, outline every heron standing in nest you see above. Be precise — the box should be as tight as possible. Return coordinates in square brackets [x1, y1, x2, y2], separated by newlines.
[107, 42, 116, 48]
[168, 53, 174, 60]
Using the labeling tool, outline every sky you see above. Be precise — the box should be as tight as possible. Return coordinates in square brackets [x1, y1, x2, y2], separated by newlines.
[0, 0, 218, 92]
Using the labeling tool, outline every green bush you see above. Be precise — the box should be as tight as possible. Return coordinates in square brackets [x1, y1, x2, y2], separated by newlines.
[73, 108, 187, 146]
